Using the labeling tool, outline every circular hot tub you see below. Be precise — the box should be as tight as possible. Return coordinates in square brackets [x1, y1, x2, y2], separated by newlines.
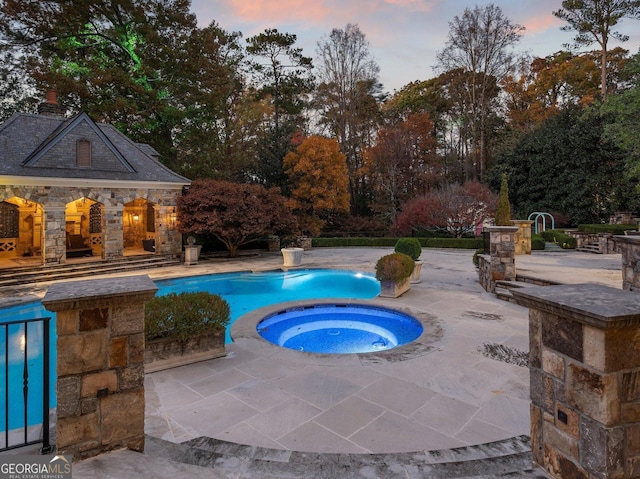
[256, 304, 423, 354]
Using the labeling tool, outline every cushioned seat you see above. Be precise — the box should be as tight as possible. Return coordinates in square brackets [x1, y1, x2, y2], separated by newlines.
[66, 233, 93, 257]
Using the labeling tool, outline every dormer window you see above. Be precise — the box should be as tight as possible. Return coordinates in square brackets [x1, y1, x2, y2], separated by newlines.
[77, 139, 91, 167]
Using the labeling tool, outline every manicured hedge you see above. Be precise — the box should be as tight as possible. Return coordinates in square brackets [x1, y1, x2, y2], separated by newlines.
[312, 237, 484, 249]
[531, 234, 546, 250]
[577, 224, 638, 234]
[539, 229, 576, 249]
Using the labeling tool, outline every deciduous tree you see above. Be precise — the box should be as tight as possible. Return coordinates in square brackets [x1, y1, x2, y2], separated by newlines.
[177, 180, 296, 257]
[315, 24, 382, 215]
[393, 182, 498, 238]
[436, 4, 524, 180]
[283, 135, 350, 236]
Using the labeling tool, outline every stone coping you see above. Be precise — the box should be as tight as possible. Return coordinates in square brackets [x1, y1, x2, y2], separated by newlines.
[230, 297, 444, 364]
[42, 274, 158, 311]
[511, 283, 640, 329]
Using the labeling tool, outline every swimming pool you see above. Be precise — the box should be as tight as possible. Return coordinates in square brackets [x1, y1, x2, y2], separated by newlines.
[0, 269, 380, 431]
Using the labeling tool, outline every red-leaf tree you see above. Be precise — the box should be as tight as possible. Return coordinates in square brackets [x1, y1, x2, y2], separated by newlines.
[177, 179, 296, 257]
[393, 181, 498, 238]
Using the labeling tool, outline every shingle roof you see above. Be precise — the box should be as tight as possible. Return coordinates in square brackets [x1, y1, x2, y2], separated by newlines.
[0, 112, 191, 184]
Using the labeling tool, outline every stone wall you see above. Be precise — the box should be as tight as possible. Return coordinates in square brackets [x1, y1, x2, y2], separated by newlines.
[478, 226, 517, 293]
[513, 283, 640, 478]
[615, 236, 640, 291]
[1, 185, 182, 263]
[42, 275, 157, 461]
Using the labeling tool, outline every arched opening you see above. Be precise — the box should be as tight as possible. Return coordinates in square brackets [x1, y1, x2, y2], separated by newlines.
[123, 198, 156, 255]
[65, 197, 103, 260]
[0, 197, 44, 267]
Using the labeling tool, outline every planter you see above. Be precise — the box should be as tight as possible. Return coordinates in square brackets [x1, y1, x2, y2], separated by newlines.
[145, 330, 225, 373]
[281, 247, 304, 267]
[379, 276, 411, 298]
[410, 260, 423, 284]
[184, 245, 201, 265]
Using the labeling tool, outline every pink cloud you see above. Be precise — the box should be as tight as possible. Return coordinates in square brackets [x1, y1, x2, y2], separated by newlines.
[522, 14, 563, 35]
[226, 0, 331, 23]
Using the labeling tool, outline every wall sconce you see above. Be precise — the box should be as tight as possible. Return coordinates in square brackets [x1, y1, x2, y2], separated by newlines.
[169, 207, 177, 229]
[132, 213, 140, 222]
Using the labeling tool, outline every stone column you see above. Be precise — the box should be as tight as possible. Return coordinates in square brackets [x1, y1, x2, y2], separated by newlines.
[42, 275, 157, 461]
[512, 220, 534, 255]
[103, 206, 124, 260]
[43, 206, 66, 264]
[512, 283, 640, 479]
[614, 236, 640, 291]
[486, 226, 517, 292]
[155, 205, 181, 257]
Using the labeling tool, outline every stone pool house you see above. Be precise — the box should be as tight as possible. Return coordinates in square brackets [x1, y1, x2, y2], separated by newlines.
[0, 92, 191, 266]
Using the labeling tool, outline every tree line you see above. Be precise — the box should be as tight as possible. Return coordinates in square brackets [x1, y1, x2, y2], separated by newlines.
[2, 0, 640, 237]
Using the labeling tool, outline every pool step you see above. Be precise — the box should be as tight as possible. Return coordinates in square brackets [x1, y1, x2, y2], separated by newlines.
[144, 434, 551, 478]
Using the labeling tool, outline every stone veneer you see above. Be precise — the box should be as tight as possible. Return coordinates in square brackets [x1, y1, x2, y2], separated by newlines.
[42, 275, 157, 461]
[512, 283, 640, 479]
[479, 226, 517, 293]
[512, 220, 533, 255]
[1, 185, 182, 264]
[614, 236, 640, 291]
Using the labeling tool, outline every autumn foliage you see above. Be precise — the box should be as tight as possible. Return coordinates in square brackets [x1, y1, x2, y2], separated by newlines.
[393, 182, 498, 238]
[177, 180, 296, 257]
[284, 135, 350, 235]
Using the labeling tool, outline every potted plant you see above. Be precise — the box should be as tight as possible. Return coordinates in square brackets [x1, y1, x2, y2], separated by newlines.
[394, 238, 423, 283]
[144, 291, 230, 372]
[375, 252, 415, 298]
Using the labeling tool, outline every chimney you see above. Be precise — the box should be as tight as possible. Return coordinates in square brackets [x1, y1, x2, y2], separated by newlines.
[38, 89, 66, 117]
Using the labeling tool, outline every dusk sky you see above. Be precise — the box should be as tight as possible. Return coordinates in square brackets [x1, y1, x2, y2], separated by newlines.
[189, 0, 640, 93]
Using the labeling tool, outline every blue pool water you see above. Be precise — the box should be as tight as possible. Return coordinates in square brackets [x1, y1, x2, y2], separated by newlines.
[0, 269, 380, 431]
[257, 304, 423, 354]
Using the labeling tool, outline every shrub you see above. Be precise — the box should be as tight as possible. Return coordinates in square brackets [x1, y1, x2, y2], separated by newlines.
[375, 253, 415, 282]
[531, 234, 546, 250]
[312, 237, 484, 249]
[577, 224, 637, 234]
[145, 291, 230, 343]
[539, 229, 575, 249]
[394, 238, 422, 260]
[494, 173, 511, 226]
[472, 248, 484, 267]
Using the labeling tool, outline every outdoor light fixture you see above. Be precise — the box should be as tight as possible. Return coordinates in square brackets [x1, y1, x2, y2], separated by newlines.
[132, 213, 140, 222]
[170, 208, 177, 228]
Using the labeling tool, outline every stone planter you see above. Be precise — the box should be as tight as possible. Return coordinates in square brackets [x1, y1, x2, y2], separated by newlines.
[145, 330, 225, 373]
[184, 244, 201, 265]
[281, 247, 304, 267]
[379, 276, 411, 298]
[410, 260, 423, 284]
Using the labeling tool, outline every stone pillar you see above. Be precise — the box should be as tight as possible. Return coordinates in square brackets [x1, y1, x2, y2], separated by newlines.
[512, 283, 640, 479]
[614, 236, 640, 291]
[512, 220, 534, 255]
[42, 275, 157, 461]
[155, 205, 181, 257]
[43, 206, 66, 264]
[486, 226, 517, 292]
[103, 206, 124, 260]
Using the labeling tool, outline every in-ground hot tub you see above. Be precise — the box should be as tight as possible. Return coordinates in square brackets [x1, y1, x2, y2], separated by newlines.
[256, 304, 423, 354]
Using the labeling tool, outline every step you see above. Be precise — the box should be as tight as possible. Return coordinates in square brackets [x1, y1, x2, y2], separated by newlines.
[143, 435, 547, 479]
[0, 257, 180, 287]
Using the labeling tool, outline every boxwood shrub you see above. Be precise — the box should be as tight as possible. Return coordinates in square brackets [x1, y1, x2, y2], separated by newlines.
[375, 253, 415, 282]
[531, 234, 546, 250]
[394, 238, 422, 260]
[145, 291, 230, 342]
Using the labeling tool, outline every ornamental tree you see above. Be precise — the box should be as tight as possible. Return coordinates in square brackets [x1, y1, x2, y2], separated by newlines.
[393, 182, 498, 238]
[177, 180, 296, 257]
[494, 173, 512, 226]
